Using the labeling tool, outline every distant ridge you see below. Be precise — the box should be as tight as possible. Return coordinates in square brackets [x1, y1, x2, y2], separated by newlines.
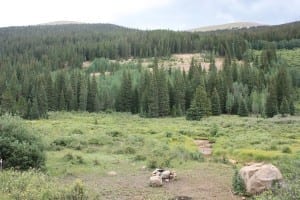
[39, 21, 86, 26]
[190, 22, 265, 32]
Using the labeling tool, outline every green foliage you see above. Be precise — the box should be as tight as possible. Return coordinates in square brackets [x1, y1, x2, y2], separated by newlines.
[232, 168, 246, 195]
[0, 115, 45, 170]
[280, 97, 290, 116]
[254, 157, 300, 200]
[0, 170, 97, 200]
[238, 98, 249, 117]
[281, 146, 292, 153]
[211, 88, 221, 116]
[265, 80, 278, 118]
[186, 86, 210, 120]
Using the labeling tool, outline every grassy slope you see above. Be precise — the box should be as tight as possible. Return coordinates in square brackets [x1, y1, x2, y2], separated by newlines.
[21, 112, 300, 199]
[277, 48, 300, 69]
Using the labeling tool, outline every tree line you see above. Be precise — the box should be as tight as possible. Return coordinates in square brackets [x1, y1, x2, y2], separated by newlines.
[0, 21, 299, 72]
[0, 47, 297, 119]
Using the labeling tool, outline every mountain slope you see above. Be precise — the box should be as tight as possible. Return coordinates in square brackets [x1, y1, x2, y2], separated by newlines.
[190, 22, 264, 32]
[39, 21, 86, 26]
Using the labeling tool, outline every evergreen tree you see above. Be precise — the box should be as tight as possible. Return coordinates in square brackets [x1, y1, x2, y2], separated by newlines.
[1, 89, 15, 114]
[211, 88, 221, 116]
[28, 97, 40, 119]
[226, 91, 234, 114]
[279, 97, 289, 117]
[186, 86, 210, 120]
[173, 71, 185, 116]
[131, 87, 139, 114]
[276, 67, 291, 107]
[87, 75, 98, 112]
[37, 84, 48, 118]
[79, 76, 88, 111]
[117, 72, 132, 112]
[94, 93, 101, 112]
[238, 98, 249, 117]
[147, 74, 159, 117]
[157, 70, 170, 116]
[265, 81, 278, 118]
[289, 101, 295, 115]
[59, 90, 66, 110]
[45, 74, 56, 111]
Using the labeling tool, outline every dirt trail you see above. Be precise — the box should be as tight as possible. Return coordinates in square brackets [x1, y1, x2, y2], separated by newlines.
[195, 140, 213, 156]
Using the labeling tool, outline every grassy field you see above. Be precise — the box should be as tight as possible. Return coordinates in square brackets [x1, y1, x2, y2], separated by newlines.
[1, 112, 299, 199]
[277, 48, 300, 69]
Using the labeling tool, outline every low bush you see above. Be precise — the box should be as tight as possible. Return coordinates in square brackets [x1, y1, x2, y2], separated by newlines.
[232, 168, 246, 195]
[0, 170, 98, 199]
[0, 115, 45, 170]
[282, 146, 292, 153]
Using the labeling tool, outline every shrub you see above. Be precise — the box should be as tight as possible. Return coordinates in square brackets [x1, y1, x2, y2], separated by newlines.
[0, 170, 98, 199]
[282, 146, 292, 153]
[210, 123, 219, 137]
[71, 129, 84, 135]
[232, 168, 246, 195]
[190, 151, 204, 162]
[106, 131, 122, 137]
[134, 154, 147, 161]
[0, 115, 45, 170]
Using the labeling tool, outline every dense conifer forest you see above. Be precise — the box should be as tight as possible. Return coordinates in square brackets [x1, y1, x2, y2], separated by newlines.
[0, 21, 299, 119]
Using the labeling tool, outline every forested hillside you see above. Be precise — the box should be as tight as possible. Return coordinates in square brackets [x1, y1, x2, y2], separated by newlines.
[0, 22, 299, 119]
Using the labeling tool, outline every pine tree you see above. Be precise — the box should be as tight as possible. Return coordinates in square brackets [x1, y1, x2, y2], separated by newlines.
[37, 84, 48, 118]
[131, 88, 139, 114]
[186, 102, 202, 120]
[279, 97, 289, 117]
[276, 67, 291, 107]
[94, 93, 101, 112]
[211, 88, 221, 116]
[265, 81, 278, 118]
[1, 89, 15, 114]
[59, 90, 66, 110]
[157, 69, 170, 117]
[28, 97, 40, 119]
[45, 74, 56, 111]
[117, 71, 132, 112]
[238, 98, 249, 117]
[87, 75, 98, 112]
[186, 86, 209, 120]
[289, 101, 295, 115]
[226, 91, 234, 114]
[79, 76, 88, 111]
[147, 74, 159, 117]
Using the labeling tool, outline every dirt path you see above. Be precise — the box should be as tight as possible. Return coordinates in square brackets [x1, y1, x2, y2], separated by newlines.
[195, 140, 213, 156]
[62, 163, 239, 200]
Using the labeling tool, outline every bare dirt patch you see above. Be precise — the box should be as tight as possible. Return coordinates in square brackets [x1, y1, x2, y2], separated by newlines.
[160, 54, 224, 72]
[194, 140, 213, 156]
[62, 163, 238, 200]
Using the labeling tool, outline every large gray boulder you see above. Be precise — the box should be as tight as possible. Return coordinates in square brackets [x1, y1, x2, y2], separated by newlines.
[239, 163, 283, 194]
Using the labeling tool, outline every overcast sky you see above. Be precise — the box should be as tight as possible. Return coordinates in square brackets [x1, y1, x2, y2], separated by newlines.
[1, 0, 299, 30]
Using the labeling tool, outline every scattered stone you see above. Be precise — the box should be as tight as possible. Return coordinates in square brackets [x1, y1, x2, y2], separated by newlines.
[150, 168, 177, 187]
[107, 171, 117, 176]
[239, 163, 283, 194]
[149, 175, 163, 187]
[229, 159, 238, 165]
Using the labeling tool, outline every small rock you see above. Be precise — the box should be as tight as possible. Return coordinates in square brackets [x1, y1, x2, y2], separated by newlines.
[149, 175, 163, 187]
[107, 171, 117, 176]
